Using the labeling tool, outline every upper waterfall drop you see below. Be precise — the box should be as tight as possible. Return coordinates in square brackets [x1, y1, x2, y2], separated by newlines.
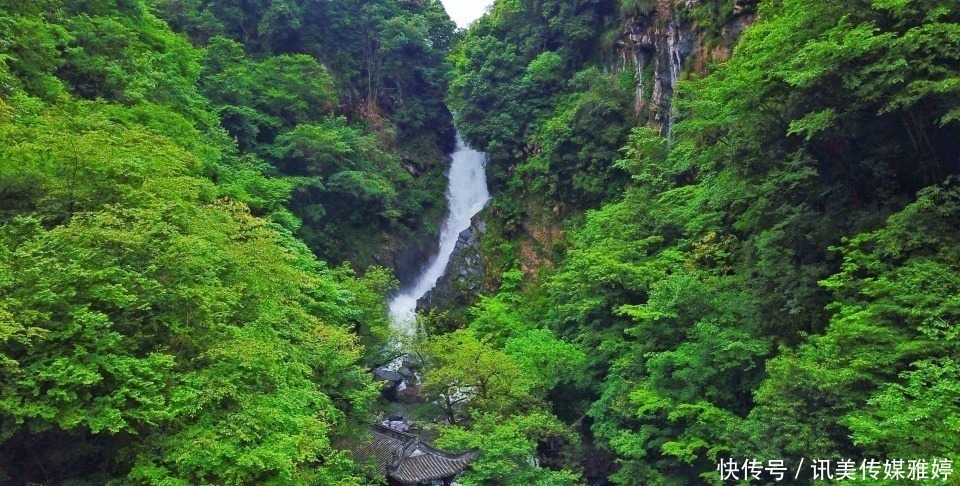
[389, 135, 490, 336]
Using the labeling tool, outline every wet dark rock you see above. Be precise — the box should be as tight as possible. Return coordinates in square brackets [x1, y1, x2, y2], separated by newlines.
[398, 366, 418, 382]
[381, 418, 412, 433]
[396, 382, 423, 404]
[373, 368, 404, 384]
[393, 235, 440, 290]
[421, 216, 487, 313]
[375, 355, 425, 403]
[402, 356, 423, 370]
[615, 0, 756, 135]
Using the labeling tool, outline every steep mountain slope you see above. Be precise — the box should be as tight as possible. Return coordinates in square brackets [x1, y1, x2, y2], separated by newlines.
[435, 0, 960, 483]
[0, 0, 456, 483]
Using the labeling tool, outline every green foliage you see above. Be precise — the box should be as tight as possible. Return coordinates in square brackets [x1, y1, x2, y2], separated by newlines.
[450, 0, 960, 483]
[516, 68, 636, 206]
[200, 37, 337, 153]
[846, 358, 960, 458]
[422, 329, 540, 421]
[417, 270, 587, 482]
[0, 10, 69, 100]
[418, 328, 582, 482]
[435, 412, 581, 486]
[753, 183, 960, 462]
[155, 0, 457, 146]
[267, 115, 446, 263]
[619, 0, 658, 17]
[0, 98, 379, 483]
[61, 5, 209, 122]
[449, 0, 620, 194]
[158, 6, 457, 266]
[5, 0, 960, 483]
[683, 0, 741, 43]
[0, 0, 447, 481]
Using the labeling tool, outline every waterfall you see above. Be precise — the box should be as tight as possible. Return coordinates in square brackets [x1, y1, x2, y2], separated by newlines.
[666, 21, 682, 139]
[669, 23, 682, 94]
[388, 135, 490, 337]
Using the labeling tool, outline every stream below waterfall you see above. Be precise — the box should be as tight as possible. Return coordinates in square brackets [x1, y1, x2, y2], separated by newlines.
[388, 135, 490, 337]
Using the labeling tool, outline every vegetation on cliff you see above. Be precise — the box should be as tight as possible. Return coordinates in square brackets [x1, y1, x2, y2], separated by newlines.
[0, 0, 454, 483]
[440, 0, 960, 483]
[2, 0, 959, 484]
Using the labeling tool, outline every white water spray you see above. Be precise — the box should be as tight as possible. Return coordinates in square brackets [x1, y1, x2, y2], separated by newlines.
[389, 135, 490, 337]
[667, 21, 682, 139]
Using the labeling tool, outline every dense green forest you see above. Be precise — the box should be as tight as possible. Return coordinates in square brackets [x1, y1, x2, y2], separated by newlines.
[0, 0, 453, 483]
[1, 0, 959, 484]
[438, 0, 960, 484]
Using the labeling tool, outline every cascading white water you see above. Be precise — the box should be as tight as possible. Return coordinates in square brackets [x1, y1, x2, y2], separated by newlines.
[388, 135, 490, 337]
[667, 21, 682, 139]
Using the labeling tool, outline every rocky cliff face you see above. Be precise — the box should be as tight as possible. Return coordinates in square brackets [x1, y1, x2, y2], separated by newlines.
[386, 153, 451, 288]
[615, 0, 756, 135]
[495, 1, 758, 277]
[421, 217, 487, 313]
[425, 1, 759, 305]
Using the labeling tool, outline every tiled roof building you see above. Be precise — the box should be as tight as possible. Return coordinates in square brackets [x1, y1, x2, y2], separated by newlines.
[367, 424, 477, 486]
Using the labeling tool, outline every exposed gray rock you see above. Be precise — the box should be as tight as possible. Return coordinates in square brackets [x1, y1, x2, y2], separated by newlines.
[401, 355, 423, 370]
[421, 215, 487, 313]
[615, 0, 756, 136]
[374, 368, 404, 384]
[395, 382, 423, 404]
[398, 366, 417, 381]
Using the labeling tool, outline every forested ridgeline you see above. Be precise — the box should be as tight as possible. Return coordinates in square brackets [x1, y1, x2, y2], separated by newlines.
[0, 0, 455, 483]
[1, 0, 959, 484]
[427, 0, 960, 484]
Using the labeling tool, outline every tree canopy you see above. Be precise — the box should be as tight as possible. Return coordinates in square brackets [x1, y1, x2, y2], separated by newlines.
[447, 0, 960, 483]
[0, 0, 456, 482]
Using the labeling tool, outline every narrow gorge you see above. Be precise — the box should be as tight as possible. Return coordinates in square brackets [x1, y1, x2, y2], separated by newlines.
[1, 0, 957, 484]
[389, 136, 490, 338]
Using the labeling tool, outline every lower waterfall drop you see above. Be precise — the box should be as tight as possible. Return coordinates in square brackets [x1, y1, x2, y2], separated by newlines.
[388, 135, 490, 338]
